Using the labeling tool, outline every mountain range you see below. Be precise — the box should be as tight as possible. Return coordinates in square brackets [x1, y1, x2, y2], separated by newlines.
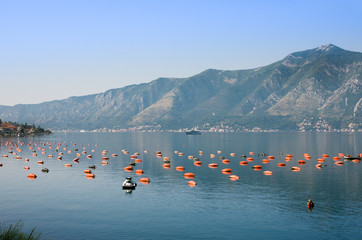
[0, 44, 361, 131]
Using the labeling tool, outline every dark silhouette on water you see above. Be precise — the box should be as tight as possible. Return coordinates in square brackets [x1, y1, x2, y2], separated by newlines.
[307, 199, 315, 212]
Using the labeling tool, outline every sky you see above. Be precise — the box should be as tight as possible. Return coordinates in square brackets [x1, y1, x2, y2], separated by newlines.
[1, 0, 362, 106]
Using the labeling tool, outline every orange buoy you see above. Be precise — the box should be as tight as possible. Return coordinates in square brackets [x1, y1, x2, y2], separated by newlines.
[83, 169, 92, 174]
[178, 152, 184, 156]
[221, 168, 232, 174]
[285, 157, 292, 161]
[249, 152, 255, 155]
[111, 154, 118, 157]
[16, 156, 22, 159]
[135, 159, 142, 163]
[27, 173, 37, 179]
[184, 172, 195, 179]
[85, 173, 95, 179]
[263, 170, 273, 175]
[135, 169, 144, 175]
[246, 157, 254, 162]
[338, 153, 344, 157]
[102, 157, 109, 160]
[322, 154, 329, 158]
[217, 150, 222, 154]
[176, 166, 185, 171]
[37, 161, 44, 164]
[87, 155, 92, 159]
[317, 158, 325, 163]
[140, 177, 151, 184]
[291, 166, 301, 172]
[352, 159, 360, 163]
[2, 155, 8, 158]
[333, 157, 341, 161]
[210, 154, 215, 158]
[230, 153, 236, 157]
[315, 164, 322, 169]
[267, 156, 275, 160]
[222, 159, 230, 164]
[229, 175, 239, 181]
[239, 161, 248, 166]
[262, 159, 270, 164]
[25, 158, 29, 162]
[188, 180, 197, 187]
[162, 163, 170, 169]
[194, 161, 202, 166]
[277, 163, 286, 167]
[252, 165, 262, 170]
[24, 166, 30, 170]
[286, 154, 293, 158]
[124, 166, 133, 172]
[305, 156, 311, 160]
[335, 161, 343, 166]
[208, 163, 218, 168]
[64, 164, 72, 167]
[163, 157, 170, 161]
[101, 161, 108, 165]
[298, 160, 306, 165]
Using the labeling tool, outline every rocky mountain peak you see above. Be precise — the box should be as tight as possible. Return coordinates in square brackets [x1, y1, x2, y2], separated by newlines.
[316, 43, 336, 52]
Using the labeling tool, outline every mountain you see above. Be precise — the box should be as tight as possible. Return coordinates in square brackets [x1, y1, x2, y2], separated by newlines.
[0, 44, 361, 130]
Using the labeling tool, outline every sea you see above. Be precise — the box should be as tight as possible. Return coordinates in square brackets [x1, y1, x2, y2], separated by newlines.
[0, 132, 361, 240]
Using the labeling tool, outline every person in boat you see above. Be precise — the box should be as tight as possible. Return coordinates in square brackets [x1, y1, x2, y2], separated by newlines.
[307, 199, 314, 211]
[123, 177, 133, 185]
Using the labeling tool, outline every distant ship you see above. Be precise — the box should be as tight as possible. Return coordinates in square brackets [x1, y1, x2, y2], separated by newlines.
[185, 130, 201, 135]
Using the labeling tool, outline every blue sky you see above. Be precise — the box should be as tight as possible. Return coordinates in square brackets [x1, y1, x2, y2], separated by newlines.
[1, 0, 361, 106]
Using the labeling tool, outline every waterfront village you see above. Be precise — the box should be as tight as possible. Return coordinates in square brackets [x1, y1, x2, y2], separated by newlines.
[0, 120, 51, 137]
[61, 117, 360, 133]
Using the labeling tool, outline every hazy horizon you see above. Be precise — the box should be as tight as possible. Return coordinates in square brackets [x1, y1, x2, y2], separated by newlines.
[1, 0, 362, 106]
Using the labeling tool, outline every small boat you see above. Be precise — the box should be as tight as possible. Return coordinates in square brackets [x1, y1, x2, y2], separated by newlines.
[185, 130, 201, 135]
[122, 177, 137, 190]
[344, 156, 361, 160]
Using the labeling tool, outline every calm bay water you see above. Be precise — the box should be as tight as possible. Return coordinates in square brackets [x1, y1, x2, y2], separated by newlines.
[0, 132, 361, 240]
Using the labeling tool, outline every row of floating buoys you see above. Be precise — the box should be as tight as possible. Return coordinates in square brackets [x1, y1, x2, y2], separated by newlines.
[1, 141, 360, 186]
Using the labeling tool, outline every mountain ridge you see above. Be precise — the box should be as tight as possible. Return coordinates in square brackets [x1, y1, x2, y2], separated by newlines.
[0, 44, 361, 131]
